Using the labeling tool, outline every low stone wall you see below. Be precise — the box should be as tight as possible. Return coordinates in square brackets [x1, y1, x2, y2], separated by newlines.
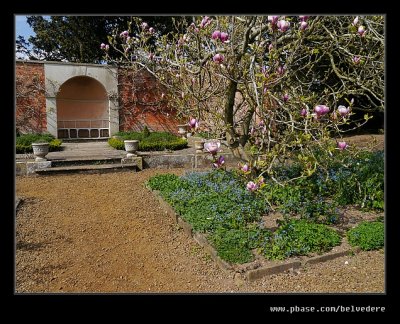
[16, 152, 240, 176]
[142, 152, 240, 169]
[16, 161, 52, 176]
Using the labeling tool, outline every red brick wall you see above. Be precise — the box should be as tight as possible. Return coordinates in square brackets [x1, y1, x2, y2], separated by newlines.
[16, 62, 180, 136]
[16, 61, 47, 134]
[117, 67, 179, 135]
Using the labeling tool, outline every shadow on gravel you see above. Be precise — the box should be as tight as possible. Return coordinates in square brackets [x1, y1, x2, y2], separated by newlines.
[16, 240, 48, 251]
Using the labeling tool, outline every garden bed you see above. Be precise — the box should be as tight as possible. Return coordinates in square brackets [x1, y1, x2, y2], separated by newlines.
[146, 149, 384, 281]
[149, 187, 381, 281]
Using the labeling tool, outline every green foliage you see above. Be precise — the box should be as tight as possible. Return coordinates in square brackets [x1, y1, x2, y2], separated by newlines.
[147, 150, 383, 263]
[142, 126, 150, 138]
[347, 221, 384, 251]
[146, 173, 183, 193]
[139, 139, 188, 151]
[259, 150, 384, 223]
[330, 151, 384, 210]
[209, 226, 271, 264]
[16, 133, 62, 153]
[262, 219, 342, 260]
[49, 139, 62, 151]
[147, 170, 269, 263]
[108, 131, 188, 151]
[108, 137, 124, 150]
[148, 170, 268, 233]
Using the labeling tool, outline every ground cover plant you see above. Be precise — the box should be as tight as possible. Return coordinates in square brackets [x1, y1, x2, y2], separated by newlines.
[147, 148, 384, 264]
[347, 220, 384, 251]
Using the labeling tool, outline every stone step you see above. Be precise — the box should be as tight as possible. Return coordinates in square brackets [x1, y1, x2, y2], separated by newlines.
[35, 163, 138, 175]
[49, 157, 123, 167]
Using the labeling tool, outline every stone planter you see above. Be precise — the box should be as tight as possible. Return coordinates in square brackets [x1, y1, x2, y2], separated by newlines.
[32, 142, 49, 162]
[194, 140, 205, 153]
[124, 140, 139, 157]
[177, 124, 188, 139]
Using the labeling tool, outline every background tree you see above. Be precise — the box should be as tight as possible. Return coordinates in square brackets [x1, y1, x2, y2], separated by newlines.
[16, 16, 184, 63]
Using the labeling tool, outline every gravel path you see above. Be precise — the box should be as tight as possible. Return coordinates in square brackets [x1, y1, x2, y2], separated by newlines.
[15, 169, 384, 293]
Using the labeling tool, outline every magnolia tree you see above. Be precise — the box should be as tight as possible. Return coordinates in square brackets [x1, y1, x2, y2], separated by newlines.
[104, 15, 384, 182]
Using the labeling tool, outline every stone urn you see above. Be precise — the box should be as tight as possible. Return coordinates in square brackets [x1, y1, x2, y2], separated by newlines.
[124, 140, 139, 157]
[32, 142, 49, 162]
[177, 124, 188, 139]
[194, 140, 205, 153]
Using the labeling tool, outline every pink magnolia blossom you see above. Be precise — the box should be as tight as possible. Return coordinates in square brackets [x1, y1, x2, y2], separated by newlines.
[300, 21, 308, 30]
[213, 155, 225, 168]
[246, 181, 258, 192]
[120, 30, 129, 38]
[299, 16, 310, 21]
[283, 94, 289, 102]
[277, 65, 286, 75]
[188, 118, 199, 129]
[213, 53, 224, 64]
[220, 32, 229, 42]
[212, 30, 221, 40]
[241, 164, 250, 172]
[352, 16, 359, 26]
[268, 43, 273, 51]
[301, 108, 308, 117]
[204, 141, 221, 155]
[149, 27, 155, 34]
[358, 25, 366, 37]
[100, 43, 106, 49]
[314, 105, 330, 117]
[338, 141, 348, 150]
[268, 16, 279, 25]
[337, 105, 350, 116]
[105, 45, 109, 51]
[353, 56, 361, 64]
[141, 22, 149, 29]
[277, 20, 290, 32]
[200, 16, 212, 28]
